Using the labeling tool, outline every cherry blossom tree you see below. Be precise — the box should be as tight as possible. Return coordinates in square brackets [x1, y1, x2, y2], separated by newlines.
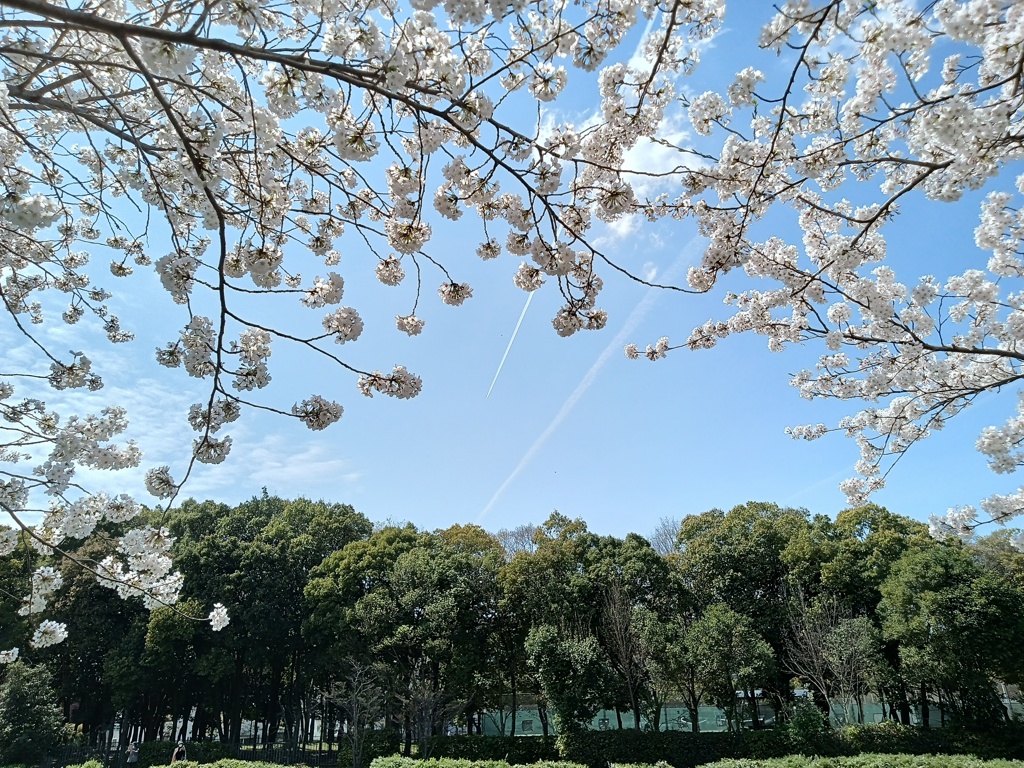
[624, 0, 1024, 544]
[4, 0, 1024, 659]
[0, 0, 721, 656]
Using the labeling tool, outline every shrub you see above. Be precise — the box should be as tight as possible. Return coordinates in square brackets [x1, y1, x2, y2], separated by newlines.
[370, 756, 584, 768]
[557, 721, 1024, 767]
[424, 736, 559, 763]
[133, 739, 238, 767]
[372, 757, 510, 768]
[838, 721, 1024, 761]
[556, 729, 745, 768]
[701, 755, 1024, 768]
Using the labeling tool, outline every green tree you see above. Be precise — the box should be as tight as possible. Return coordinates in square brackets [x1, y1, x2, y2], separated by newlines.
[307, 523, 505, 753]
[524, 623, 615, 733]
[498, 512, 603, 735]
[171, 493, 372, 743]
[879, 543, 1024, 727]
[0, 661, 65, 764]
[677, 502, 809, 717]
[684, 603, 775, 732]
[41, 537, 150, 742]
[0, 533, 35, 657]
[786, 504, 932, 616]
[329, 659, 389, 768]
[782, 504, 934, 724]
[587, 533, 674, 730]
[784, 589, 887, 724]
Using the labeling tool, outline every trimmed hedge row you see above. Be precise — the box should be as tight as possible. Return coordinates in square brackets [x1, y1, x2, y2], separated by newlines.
[67, 732, 399, 768]
[70, 754, 1024, 768]
[133, 740, 237, 767]
[554, 723, 1024, 768]
[838, 724, 1024, 760]
[68, 761, 283, 768]
[423, 737, 560, 763]
[372, 757, 583, 768]
[63, 723, 1024, 768]
[701, 756, 1024, 768]
[557, 730, 744, 768]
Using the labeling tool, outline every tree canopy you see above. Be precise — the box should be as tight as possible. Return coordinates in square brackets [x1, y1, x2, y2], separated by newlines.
[4, 498, 1023, 749]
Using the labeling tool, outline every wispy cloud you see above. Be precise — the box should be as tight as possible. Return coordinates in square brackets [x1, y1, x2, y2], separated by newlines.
[1, 320, 362, 520]
[183, 432, 362, 501]
[476, 235, 702, 523]
[627, 11, 660, 71]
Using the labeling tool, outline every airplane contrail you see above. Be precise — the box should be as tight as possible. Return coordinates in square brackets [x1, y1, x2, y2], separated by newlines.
[477, 235, 701, 524]
[486, 290, 535, 399]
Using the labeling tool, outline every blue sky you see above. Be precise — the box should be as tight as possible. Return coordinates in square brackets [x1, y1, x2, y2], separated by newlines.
[4, 2, 1023, 541]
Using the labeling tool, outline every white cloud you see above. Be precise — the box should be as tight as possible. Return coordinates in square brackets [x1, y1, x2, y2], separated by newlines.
[621, 113, 697, 198]
[603, 213, 640, 242]
[183, 432, 363, 501]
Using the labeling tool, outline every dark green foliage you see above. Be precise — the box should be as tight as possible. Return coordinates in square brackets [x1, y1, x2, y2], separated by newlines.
[119, 737, 392, 768]
[343, 729, 402, 766]
[25, 499, 1024, 766]
[526, 626, 616, 733]
[133, 739, 234, 767]
[70, 760, 290, 768]
[838, 722, 1024, 761]
[557, 729, 746, 768]
[370, 757, 583, 768]
[702, 756, 1024, 768]
[554, 722, 1024, 768]
[0, 661, 66, 764]
[424, 736, 559, 763]
[780, 702, 835, 757]
[88, 757, 1024, 768]
[431, 736, 559, 763]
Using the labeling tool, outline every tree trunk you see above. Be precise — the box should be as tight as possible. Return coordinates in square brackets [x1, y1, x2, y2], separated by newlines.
[268, 665, 282, 743]
[899, 698, 911, 725]
[403, 709, 412, 757]
[920, 683, 930, 728]
[510, 674, 517, 738]
[224, 652, 244, 743]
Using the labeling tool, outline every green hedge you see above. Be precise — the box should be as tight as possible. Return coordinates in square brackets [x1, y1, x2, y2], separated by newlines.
[78, 731, 399, 768]
[114, 740, 237, 768]
[702, 756, 1024, 768]
[837, 722, 1024, 761]
[74, 754, 1024, 768]
[553, 723, 1024, 768]
[371, 757, 582, 768]
[68, 761, 286, 768]
[556, 730, 746, 768]
[423, 736, 560, 763]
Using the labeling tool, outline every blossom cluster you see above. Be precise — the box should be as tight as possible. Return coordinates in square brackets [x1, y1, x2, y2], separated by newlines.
[621, 0, 1024, 543]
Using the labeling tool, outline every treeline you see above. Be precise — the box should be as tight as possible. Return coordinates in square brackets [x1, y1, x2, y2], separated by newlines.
[3, 496, 1024, 754]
